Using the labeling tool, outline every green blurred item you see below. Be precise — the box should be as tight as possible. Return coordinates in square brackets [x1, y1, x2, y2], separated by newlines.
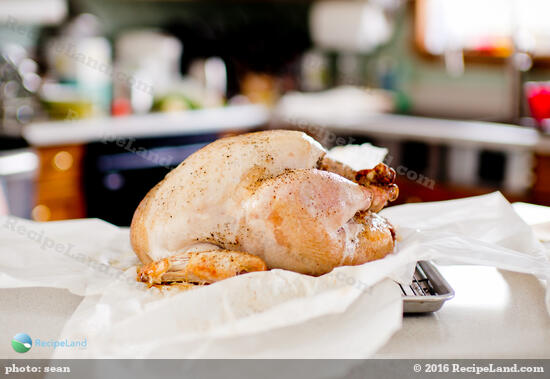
[153, 94, 199, 113]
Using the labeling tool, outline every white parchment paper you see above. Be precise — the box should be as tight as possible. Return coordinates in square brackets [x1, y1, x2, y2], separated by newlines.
[1, 192, 549, 359]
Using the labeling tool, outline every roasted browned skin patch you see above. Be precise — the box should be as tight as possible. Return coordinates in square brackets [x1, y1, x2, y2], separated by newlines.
[348, 211, 396, 265]
[268, 203, 344, 274]
[137, 250, 267, 286]
[137, 258, 170, 286]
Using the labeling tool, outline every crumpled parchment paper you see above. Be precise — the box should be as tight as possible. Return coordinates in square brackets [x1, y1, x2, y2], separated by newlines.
[1, 192, 549, 359]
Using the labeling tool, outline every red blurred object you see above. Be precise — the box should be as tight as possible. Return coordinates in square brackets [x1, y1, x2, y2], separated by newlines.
[525, 82, 550, 125]
[111, 98, 132, 117]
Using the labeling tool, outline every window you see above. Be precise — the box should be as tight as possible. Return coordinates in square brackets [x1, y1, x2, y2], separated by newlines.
[416, 0, 550, 59]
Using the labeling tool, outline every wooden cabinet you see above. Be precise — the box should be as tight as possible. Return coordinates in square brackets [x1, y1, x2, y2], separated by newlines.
[33, 145, 86, 221]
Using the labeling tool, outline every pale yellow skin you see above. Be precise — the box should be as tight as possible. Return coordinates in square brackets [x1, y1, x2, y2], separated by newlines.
[131, 130, 396, 283]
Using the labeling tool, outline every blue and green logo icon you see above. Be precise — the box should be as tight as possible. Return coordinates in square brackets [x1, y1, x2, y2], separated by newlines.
[11, 333, 32, 353]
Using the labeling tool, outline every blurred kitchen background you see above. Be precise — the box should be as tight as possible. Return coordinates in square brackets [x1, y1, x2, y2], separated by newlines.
[1, 0, 550, 226]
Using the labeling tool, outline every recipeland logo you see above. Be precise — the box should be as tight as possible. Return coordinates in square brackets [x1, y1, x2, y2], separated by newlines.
[11, 333, 32, 353]
[11, 332, 87, 353]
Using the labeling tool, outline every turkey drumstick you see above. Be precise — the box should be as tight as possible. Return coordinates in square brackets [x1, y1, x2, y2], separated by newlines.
[319, 156, 399, 212]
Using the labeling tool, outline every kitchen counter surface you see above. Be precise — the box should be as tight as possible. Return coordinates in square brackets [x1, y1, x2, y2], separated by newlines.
[376, 265, 550, 358]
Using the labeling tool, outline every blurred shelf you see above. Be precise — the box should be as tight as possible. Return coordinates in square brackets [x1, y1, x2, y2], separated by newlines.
[275, 112, 550, 153]
[23, 105, 270, 147]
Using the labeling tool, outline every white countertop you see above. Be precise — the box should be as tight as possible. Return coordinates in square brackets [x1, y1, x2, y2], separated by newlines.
[23, 105, 270, 147]
[376, 265, 550, 358]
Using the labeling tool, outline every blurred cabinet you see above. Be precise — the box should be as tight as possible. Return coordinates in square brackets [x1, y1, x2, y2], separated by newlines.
[392, 177, 527, 206]
[33, 144, 85, 221]
[534, 154, 550, 206]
